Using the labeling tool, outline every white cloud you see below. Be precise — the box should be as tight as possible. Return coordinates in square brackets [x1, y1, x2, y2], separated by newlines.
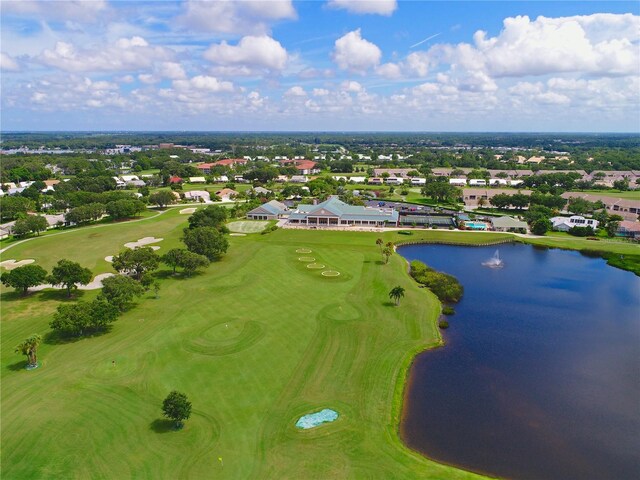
[327, 0, 397, 16]
[431, 13, 640, 78]
[157, 62, 187, 80]
[332, 29, 381, 73]
[341, 80, 364, 93]
[37, 37, 173, 73]
[2, 0, 108, 22]
[178, 0, 296, 34]
[173, 75, 235, 93]
[1, 52, 20, 71]
[312, 88, 330, 96]
[284, 86, 306, 97]
[375, 62, 402, 79]
[204, 35, 288, 73]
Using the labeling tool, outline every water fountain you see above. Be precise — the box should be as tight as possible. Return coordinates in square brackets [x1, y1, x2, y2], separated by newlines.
[482, 250, 504, 268]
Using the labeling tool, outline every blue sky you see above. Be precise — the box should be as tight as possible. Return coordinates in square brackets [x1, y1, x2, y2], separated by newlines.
[1, 1, 639, 131]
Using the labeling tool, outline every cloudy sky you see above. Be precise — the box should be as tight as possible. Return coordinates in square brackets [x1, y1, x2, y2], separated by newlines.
[1, 0, 639, 131]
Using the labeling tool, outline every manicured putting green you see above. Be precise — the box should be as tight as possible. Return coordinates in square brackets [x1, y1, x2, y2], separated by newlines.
[296, 248, 312, 253]
[298, 257, 315, 262]
[227, 221, 269, 233]
[306, 263, 325, 269]
[322, 270, 341, 277]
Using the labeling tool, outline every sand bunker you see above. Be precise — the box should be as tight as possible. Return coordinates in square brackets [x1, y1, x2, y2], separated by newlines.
[105, 256, 114, 263]
[179, 208, 197, 215]
[296, 409, 338, 429]
[296, 248, 312, 254]
[124, 237, 164, 249]
[30, 273, 116, 292]
[298, 257, 315, 262]
[0, 259, 35, 270]
[229, 233, 246, 237]
[306, 263, 325, 269]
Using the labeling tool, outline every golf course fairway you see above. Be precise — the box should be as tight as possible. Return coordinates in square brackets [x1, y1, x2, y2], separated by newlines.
[1, 211, 507, 479]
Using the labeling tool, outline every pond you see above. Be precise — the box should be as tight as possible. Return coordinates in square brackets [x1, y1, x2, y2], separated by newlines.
[398, 243, 640, 480]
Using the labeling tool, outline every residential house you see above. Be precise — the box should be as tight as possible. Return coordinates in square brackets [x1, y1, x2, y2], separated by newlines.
[281, 159, 319, 175]
[616, 220, 640, 239]
[550, 215, 599, 232]
[490, 216, 528, 232]
[189, 177, 207, 184]
[214, 158, 249, 169]
[215, 188, 239, 201]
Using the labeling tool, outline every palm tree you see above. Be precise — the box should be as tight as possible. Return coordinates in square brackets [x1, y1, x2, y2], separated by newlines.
[382, 246, 393, 264]
[389, 286, 405, 306]
[376, 238, 383, 251]
[15, 334, 42, 367]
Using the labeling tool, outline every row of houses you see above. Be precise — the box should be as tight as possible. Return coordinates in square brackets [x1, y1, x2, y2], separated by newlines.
[374, 168, 639, 188]
[196, 159, 320, 175]
[1, 179, 62, 196]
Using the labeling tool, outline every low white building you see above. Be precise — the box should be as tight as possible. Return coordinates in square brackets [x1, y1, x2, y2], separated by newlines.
[385, 177, 404, 185]
[189, 177, 207, 183]
[489, 178, 508, 186]
[550, 215, 599, 232]
[290, 175, 308, 184]
[410, 178, 427, 185]
[449, 178, 467, 186]
[469, 179, 487, 187]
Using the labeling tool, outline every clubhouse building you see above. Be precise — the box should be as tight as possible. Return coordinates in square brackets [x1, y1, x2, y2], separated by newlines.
[286, 196, 399, 227]
[246, 200, 289, 220]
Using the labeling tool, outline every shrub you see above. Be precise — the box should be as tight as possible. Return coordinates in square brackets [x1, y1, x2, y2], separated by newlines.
[410, 260, 464, 303]
[438, 319, 449, 329]
[442, 305, 455, 315]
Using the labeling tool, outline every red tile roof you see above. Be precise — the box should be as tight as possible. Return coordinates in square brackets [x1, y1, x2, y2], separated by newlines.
[280, 159, 317, 170]
[214, 158, 248, 167]
[169, 176, 183, 184]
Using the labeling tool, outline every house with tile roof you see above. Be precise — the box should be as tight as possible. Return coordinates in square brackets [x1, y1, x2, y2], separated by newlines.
[286, 196, 399, 227]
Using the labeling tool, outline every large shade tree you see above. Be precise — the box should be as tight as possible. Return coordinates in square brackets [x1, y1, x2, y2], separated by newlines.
[99, 275, 145, 311]
[49, 259, 92, 297]
[162, 391, 192, 429]
[112, 247, 160, 280]
[183, 227, 228, 261]
[1, 264, 47, 295]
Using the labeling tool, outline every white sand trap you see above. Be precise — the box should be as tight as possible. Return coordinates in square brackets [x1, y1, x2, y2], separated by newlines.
[0, 259, 35, 270]
[306, 263, 325, 269]
[124, 237, 164, 249]
[105, 256, 114, 263]
[150, 246, 161, 251]
[30, 273, 116, 292]
[296, 248, 312, 253]
[229, 233, 246, 237]
[180, 208, 197, 215]
[298, 257, 315, 262]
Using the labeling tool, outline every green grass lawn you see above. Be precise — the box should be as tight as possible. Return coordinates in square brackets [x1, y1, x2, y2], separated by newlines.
[2, 215, 489, 480]
[568, 190, 640, 200]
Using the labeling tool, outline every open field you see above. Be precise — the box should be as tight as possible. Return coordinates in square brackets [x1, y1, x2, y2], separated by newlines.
[2, 214, 492, 479]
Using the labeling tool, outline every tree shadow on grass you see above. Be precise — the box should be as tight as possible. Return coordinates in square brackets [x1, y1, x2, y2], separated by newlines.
[7, 360, 27, 371]
[150, 419, 177, 434]
[154, 270, 207, 281]
[44, 327, 112, 345]
[382, 301, 397, 307]
[36, 290, 87, 302]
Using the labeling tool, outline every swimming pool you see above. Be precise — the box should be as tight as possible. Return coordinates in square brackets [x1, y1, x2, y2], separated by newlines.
[464, 221, 488, 230]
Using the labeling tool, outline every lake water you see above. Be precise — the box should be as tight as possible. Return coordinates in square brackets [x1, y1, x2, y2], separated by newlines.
[398, 243, 640, 480]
